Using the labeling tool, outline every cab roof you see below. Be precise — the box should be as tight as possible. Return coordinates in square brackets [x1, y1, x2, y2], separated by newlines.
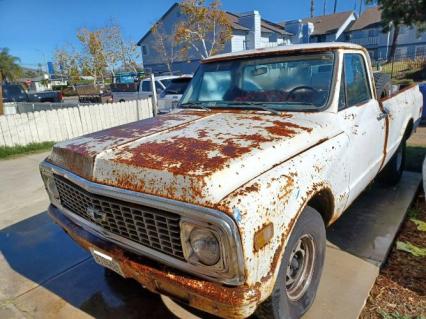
[203, 42, 366, 63]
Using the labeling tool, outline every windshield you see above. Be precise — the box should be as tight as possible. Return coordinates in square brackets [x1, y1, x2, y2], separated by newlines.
[180, 52, 335, 111]
[164, 78, 192, 95]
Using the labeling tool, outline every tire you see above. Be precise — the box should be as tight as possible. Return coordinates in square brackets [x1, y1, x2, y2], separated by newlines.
[255, 206, 326, 319]
[373, 72, 391, 99]
[378, 138, 406, 185]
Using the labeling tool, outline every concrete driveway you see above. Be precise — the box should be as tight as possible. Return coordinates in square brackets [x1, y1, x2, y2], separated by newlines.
[0, 151, 421, 319]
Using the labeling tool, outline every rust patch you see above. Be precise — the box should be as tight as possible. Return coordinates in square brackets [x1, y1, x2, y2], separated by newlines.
[197, 129, 208, 138]
[114, 137, 252, 176]
[266, 121, 313, 137]
[49, 207, 261, 318]
[233, 182, 261, 197]
[378, 101, 390, 170]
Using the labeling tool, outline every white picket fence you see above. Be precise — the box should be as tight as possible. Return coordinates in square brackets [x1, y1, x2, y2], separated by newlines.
[0, 99, 154, 147]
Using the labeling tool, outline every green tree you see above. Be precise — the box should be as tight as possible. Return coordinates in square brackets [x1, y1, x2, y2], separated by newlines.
[366, 0, 426, 61]
[0, 48, 23, 83]
[77, 28, 108, 84]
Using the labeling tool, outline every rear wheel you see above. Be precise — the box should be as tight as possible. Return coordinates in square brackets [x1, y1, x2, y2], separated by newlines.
[255, 207, 326, 319]
[378, 138, 406, 185]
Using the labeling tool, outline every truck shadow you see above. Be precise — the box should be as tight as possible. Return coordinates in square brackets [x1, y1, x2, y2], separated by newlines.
[0, 212, 179, 318]
[0, 171, 420, 318]
[327, 172, 421, 267]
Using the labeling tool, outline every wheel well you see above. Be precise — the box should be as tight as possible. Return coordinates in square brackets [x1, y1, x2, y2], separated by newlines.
[307, 188, 335, 226]
[404, 119, 414, 140]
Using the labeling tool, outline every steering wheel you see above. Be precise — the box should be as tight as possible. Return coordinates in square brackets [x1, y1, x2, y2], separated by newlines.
[287, 86, 319, 103]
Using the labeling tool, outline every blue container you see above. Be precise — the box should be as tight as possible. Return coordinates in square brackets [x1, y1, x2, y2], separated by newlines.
[419, 83, 426, 122]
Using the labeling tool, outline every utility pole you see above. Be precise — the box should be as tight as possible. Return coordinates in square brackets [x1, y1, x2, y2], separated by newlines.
[0, 73, 3, 116]
[323, 0, 327, 15]
[310, 0, 315, 17]
[333, 0, 337, 13]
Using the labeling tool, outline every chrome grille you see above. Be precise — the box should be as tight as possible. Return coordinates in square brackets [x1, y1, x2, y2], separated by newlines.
[54, 175, 184, 260]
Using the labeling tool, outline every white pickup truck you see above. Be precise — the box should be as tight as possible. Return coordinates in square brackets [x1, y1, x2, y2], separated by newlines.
[111, 75, 190, 103]
[40, 43, 423, 319]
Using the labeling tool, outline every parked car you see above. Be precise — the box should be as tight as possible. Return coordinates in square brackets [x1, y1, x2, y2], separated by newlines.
[40, 43, 422, 319]
[76, 84, 111, 104]
[2, 83, 28, 102]
[27, 90, 62, 103]
[157, 75, 193, 112]
[111, 75, 185, 102]
[2, 83, 62, 103]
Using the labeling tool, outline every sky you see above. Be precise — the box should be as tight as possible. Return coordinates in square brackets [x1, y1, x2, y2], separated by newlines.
[0, 0, 372, 69]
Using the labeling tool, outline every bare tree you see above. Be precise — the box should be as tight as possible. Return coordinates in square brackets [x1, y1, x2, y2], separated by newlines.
[151, 22, 180, 73]
[175, 0, 233, 60]
[101, 23, 140, 74]
[53, 47, 80, 84]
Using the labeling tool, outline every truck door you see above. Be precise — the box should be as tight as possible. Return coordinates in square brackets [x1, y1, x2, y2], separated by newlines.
[337, 52, 386, 206]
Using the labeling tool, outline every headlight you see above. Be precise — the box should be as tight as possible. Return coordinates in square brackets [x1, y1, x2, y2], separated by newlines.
[181, 222, 224, 268]
[189, 228, 220, 266]
[40, 164, 60, 203]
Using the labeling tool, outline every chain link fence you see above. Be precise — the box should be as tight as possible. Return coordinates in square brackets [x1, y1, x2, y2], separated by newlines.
[372, 53, 426, 81]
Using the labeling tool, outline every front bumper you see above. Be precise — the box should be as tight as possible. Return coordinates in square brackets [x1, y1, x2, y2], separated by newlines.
[48, 205, 260, 319]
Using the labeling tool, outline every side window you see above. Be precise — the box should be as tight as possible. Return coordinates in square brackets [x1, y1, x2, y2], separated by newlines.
[141, 81, 151, 92]
[338, 72, 346, 110]
[341, 53, 372, 108]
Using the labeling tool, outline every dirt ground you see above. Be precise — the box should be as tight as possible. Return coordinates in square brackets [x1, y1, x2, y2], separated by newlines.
[359, 126, 426, 319]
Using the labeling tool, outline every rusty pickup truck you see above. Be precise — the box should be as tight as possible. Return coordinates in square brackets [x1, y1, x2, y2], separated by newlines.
[40, 43, 423, 319]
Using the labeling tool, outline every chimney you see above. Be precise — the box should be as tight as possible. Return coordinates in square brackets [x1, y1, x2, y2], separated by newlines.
[284, 20, 314, 44]
[238, 11, 261, 49]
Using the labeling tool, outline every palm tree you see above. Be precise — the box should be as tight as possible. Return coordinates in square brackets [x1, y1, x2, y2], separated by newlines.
[0, 48, 23, 83]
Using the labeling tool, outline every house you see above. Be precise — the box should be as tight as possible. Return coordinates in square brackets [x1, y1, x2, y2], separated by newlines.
[137, 3, 292, 74]
[280, 11, 356, 44]
[345, 7, 426, 61]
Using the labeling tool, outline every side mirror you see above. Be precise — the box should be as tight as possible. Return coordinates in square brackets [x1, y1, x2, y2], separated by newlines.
[251, 66, 268, 76]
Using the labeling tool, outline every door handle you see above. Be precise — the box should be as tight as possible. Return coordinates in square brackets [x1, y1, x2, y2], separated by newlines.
[377, 111, 389, 121]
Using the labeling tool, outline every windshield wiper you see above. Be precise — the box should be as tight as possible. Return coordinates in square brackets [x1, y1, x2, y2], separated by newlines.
[179, 102, 211, 111]
[165, 89, 180, 94]
[222, 102, 282, 115]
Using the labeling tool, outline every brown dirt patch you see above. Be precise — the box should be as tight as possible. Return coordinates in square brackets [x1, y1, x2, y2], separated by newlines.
[360, 192, 426, 319]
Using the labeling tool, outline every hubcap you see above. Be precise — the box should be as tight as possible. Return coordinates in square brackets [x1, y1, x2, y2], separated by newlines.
[285, 234, 316, 301]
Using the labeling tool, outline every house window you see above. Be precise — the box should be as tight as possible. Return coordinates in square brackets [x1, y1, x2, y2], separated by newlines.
[415, 45, 426, 58]
[142, 45, 148, 55]
[398, 26, 408, 35]
[367, 29, 378, 37]
[395, 46, 408, 59]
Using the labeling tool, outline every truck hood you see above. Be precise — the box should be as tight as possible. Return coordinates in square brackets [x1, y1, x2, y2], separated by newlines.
[48, 109, 340, 207]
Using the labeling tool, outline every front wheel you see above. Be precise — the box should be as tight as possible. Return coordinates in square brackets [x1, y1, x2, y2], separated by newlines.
[255, 206, 326, 319]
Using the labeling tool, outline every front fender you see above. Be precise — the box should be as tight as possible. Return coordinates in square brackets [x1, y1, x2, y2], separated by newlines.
[217, 132, 350, 304]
